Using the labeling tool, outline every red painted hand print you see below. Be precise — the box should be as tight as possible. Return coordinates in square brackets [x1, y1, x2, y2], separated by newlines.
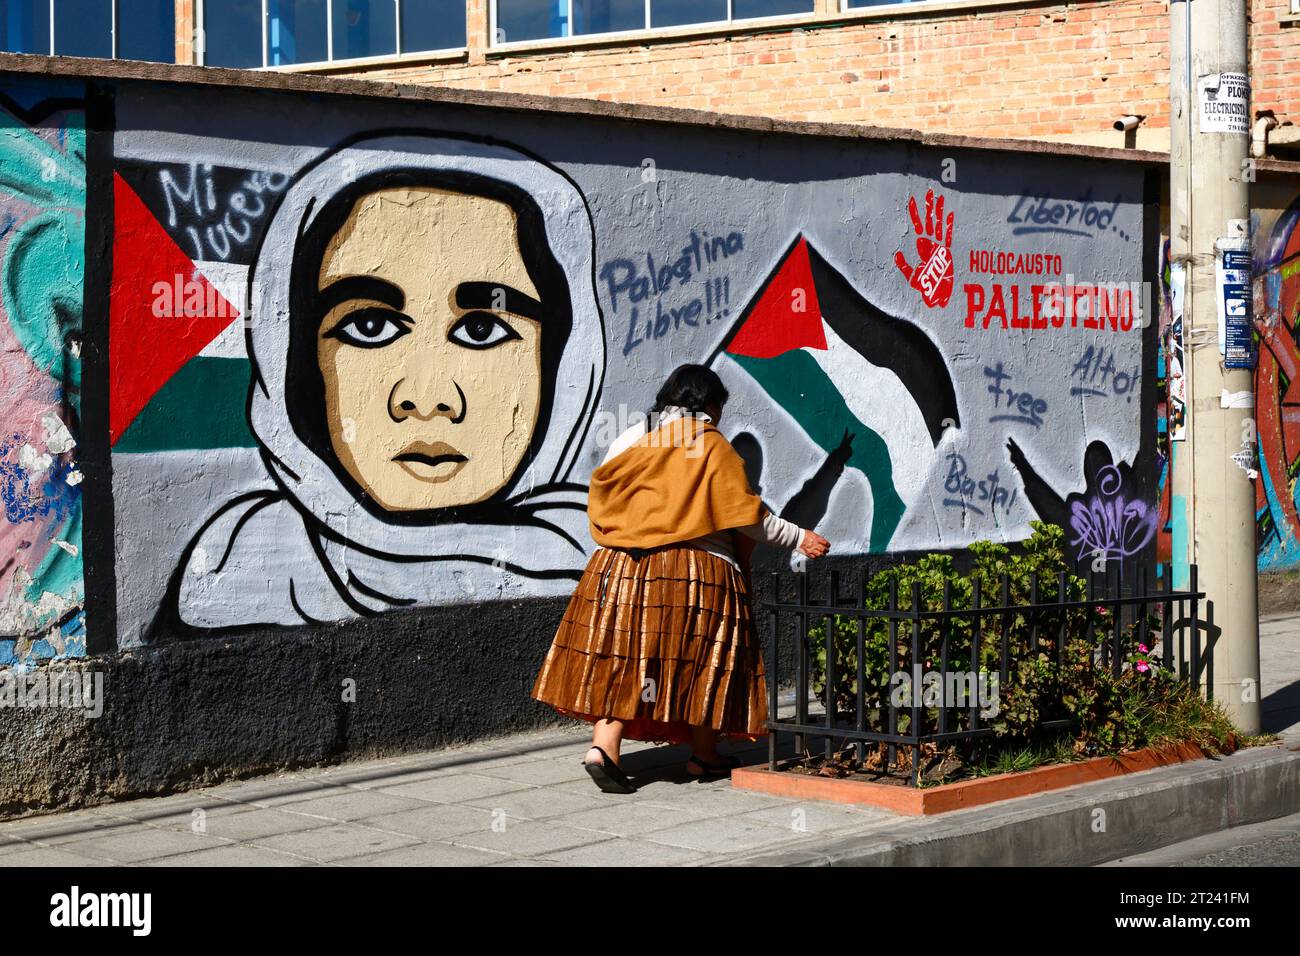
[894, 188, 955, 309]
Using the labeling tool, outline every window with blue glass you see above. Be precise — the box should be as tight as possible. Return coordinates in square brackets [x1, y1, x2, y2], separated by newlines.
[2, 0, 50, 55]
[120, 0, 180, 63]
[733, 0, 815, 16]
[573, 0, 641, 36]
[1, 0, 173, 61]
[205, 0, 264, 67]
[54, 0, 113, 58]
[204, 0, 467, 66]
[497, 0, 569, 43]
[333, 0, 397, 60]
[401, 0, 467, 52]
[267, 0, 328, 65]
[496, 0, 816, 42]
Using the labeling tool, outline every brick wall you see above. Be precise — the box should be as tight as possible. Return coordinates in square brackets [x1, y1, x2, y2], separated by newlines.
[1252, 0, 1300, 129]
[315, 0, 1298, 146]
[174, 0, 194, 65]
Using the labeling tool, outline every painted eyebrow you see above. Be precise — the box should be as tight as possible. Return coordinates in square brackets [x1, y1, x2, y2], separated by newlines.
[455, 281, 543, 322]
[317, 276, 406, 317]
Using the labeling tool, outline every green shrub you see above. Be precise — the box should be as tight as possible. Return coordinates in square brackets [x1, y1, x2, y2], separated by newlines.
[809, 522, 1085, 726]
[805, 522, 1237, 767]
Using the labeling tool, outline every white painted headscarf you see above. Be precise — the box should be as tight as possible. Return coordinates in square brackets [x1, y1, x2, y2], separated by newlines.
[169, 133, 604, 631]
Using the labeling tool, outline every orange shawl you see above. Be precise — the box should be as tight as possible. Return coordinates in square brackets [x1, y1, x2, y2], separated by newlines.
[588, 415, 765, 574]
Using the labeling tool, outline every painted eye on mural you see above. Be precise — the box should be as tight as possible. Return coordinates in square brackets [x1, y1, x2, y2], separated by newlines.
[324, 308, 414, 349]
[448, 312, 523, 350]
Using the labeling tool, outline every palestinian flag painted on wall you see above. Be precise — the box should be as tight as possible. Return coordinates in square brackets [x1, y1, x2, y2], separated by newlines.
[108, 171, 255, 453]
[709, 235, 958, 552]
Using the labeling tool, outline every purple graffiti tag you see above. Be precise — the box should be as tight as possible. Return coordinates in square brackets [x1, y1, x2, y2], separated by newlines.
[1069, 464, 1159, 563]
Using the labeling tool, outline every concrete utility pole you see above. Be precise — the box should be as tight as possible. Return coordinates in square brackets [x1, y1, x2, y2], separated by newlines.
[1168, 0, 1261, 732]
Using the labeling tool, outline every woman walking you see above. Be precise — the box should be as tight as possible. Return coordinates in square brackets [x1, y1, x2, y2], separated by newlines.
[530, 365, 830, 793]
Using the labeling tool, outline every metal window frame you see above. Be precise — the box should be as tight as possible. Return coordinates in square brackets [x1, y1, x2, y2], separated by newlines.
[837, 0, 938, 10]
[196, 0, 206, 63]
[252, 0, 465, 69]
[496, 0, 812, 46]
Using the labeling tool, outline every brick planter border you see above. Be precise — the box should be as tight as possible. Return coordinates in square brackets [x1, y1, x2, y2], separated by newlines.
[731, 741, 1212, 815]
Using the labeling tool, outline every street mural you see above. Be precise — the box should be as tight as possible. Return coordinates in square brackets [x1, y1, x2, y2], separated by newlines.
[1254, 194, 1300, 571]
[0, 89, 87, 665]
[708, 233, 959, 554]
[1010, 438, 1160, 575]
[117, 134, 605, 634]
[0, 73, 1152, 647]
[1156, 193, 1300, 577]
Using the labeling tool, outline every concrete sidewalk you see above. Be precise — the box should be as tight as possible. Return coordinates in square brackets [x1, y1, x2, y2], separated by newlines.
[0, 728, 889, 866]
[1261, 611, 1300, 739]
[2, 615, 1297, 868]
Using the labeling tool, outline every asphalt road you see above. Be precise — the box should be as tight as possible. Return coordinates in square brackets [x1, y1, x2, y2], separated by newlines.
[1101, 810, 1300, 866]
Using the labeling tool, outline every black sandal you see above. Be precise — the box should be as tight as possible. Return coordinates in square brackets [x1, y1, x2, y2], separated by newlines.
[581, 746, 637, 794]
[686, 753, 741, 778]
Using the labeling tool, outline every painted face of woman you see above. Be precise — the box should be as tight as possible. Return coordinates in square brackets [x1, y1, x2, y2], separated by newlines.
[315, 186, 544, 512]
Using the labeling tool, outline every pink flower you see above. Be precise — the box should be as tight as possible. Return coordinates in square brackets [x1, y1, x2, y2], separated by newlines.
[1138, 643, 1149, 653]
[1136, 661, 1150, 673]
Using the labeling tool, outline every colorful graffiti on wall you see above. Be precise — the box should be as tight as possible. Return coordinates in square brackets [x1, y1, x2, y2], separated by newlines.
[0, 89, 87, 665]
[1009, 438, 1159, 571]
[1254, 194, 1300, 571]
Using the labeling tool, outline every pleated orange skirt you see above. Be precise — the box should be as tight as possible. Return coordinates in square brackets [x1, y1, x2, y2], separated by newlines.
[530, 544, 769, 746]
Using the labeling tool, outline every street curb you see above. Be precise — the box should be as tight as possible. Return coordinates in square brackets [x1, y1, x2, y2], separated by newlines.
[703, 741, 1300, 866]
[731, 741, 1211, 814]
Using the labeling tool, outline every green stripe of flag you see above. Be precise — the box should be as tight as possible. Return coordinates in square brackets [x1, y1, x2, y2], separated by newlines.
[114, 356, 256, 453]
[729, 349, 906, 552]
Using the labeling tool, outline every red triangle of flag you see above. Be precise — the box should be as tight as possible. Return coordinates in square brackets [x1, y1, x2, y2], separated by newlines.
[109, 172, 240, 445]
[724, 236, 826, 359]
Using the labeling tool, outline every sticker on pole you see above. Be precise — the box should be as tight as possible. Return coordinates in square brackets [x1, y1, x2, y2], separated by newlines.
[1166, 252, 1187, 442]
[1216, 237, 1255, 369]
[1198, 72, 1250, 134]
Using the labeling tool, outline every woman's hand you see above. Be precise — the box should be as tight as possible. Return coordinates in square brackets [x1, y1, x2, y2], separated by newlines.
[798, 529, 830, 559]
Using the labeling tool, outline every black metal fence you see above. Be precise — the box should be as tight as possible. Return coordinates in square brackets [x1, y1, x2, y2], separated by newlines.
[760, 563, 1219, 782]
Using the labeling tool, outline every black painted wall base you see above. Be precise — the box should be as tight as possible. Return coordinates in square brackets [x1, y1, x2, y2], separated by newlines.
[3, 595, 576, 818]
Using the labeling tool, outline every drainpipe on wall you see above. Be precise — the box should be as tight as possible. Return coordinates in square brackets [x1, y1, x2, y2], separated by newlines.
[1251, 112, 1278, 159]
[1113, 114, 1145, 149]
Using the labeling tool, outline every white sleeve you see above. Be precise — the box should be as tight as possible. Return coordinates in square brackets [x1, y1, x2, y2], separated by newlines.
[601, 419, 648, 465]
[736, 510, 804, 550]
